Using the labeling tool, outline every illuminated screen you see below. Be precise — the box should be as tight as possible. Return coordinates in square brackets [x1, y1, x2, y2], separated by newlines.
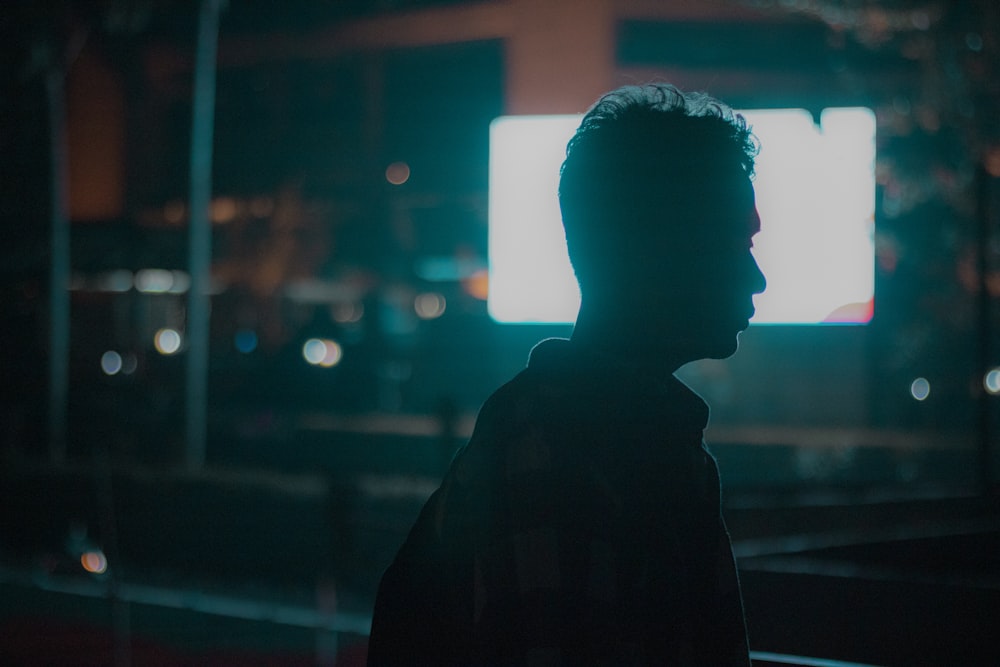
[488, 108, 876, 324]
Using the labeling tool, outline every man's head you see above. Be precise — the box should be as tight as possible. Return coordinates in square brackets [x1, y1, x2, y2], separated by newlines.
[559, 83, 766, 365]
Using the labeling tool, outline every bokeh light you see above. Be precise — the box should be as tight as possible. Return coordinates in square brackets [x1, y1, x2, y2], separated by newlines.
[463, 269, 489, 301]
[163, 200, 185, 224]
[234, 329, 258, 354]
[303, 338, 326, 365]
[102, 270, 134, 293]
[985, 368, 1000, 395]
[81, 550, 108, 574]
[121, 352, 138, 375]
[135, 269, 174, 294]
[303, 338, 342, 367]
[985, 147, 1000, 178]
[210, 196, 239, 223]
[385, 161, 410, 185]
[414, 292, 446, 319]
[332, 302, 364, 324]
[154, 328, 182, 355]
[168, 270, 191, 294]
[101, 351, 123, 376]
[910, 377, 931, 401]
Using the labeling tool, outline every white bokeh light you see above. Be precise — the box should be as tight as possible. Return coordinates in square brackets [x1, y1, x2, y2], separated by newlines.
[910, 377, 931, 401]
[985, 368, 1000, 395]
[154, 328, 182, 355]
[303, 338, 342, 368]
[100, 351, 123, 375]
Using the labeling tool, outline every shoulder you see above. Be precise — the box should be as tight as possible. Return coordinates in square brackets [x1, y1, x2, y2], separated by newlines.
[452, 368, 539, 485]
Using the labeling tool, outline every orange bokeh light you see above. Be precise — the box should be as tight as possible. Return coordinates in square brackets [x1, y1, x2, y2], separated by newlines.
[81, 551, 108, 574]
[462, 269, 489, 301]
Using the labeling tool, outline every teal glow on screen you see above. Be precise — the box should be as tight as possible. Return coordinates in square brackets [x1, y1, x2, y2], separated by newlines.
[487, 108, 876, 325]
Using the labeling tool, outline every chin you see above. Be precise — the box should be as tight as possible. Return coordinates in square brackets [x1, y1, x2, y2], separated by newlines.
[702, 333, 742, 360]
[651, 325, 743, 365]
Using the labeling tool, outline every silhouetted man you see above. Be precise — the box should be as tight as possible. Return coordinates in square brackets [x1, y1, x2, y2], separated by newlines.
[368, 84, 766, 666]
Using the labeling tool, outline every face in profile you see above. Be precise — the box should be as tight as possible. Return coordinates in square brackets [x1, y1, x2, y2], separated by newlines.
[626, 168, 766, 364]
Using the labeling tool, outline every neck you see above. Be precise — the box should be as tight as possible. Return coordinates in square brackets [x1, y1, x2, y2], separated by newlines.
[570, 299, 688, 375]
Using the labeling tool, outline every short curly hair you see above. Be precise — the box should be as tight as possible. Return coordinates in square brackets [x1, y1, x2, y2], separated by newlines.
[558, 84, 758, 295]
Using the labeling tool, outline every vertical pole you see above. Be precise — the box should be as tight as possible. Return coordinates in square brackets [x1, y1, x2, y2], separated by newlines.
[185, 0, 223, 469]
[975, 162, 995, 494]
[47, 68, 70, 464]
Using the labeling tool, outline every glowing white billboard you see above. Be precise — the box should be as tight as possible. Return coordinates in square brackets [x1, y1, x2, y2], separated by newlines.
[488, 107, 876, 325]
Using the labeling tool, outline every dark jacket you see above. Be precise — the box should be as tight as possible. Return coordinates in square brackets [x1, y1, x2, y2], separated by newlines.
[368, 339, 750, 666]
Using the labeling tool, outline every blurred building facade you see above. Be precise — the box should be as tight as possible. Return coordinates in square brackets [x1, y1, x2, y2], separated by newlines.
[5, 0, 995, 481]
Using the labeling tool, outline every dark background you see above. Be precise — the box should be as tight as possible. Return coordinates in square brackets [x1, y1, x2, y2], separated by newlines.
[1, 1, 999, 665]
